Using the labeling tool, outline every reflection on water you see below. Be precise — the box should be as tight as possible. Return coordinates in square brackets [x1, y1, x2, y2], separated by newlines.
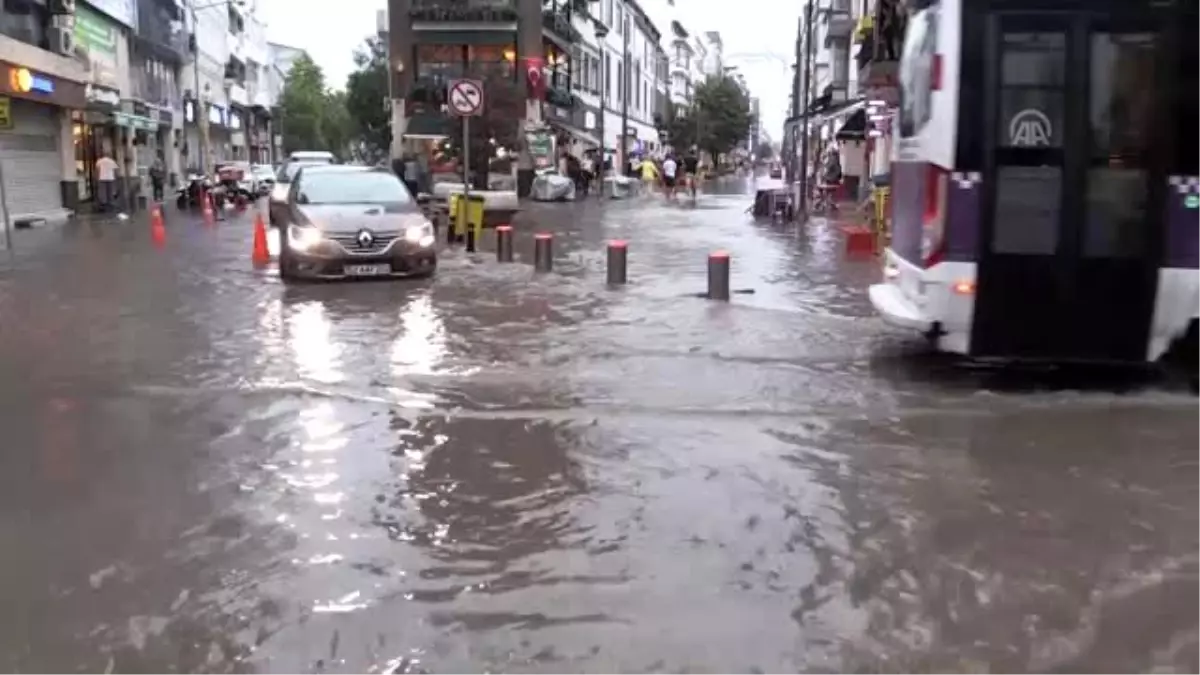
[391, 293, 447, 378]
[287, 301, 344, 384]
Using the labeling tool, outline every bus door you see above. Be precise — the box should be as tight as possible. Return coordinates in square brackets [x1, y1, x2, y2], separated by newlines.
[973, 11, 1165, 361]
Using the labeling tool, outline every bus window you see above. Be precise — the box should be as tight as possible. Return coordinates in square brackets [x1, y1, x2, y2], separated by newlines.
[1084, 32, 1157, 258]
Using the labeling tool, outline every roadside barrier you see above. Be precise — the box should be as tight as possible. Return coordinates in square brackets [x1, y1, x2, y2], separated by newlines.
[495, 225, 514, 262]
[606, 240, 627, 285]
[533, 233, 553, 272]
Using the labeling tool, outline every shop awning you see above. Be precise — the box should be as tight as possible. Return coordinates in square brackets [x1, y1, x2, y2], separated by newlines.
[548, 119, 600, 149]
[835, 107, 868, 140]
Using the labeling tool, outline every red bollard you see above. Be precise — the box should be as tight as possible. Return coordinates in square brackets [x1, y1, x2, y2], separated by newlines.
[606, 240, 627, 285]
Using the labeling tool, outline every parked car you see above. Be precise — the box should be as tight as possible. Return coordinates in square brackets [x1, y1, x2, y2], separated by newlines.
[251, 164, 275, 196]
[269, 150, 336, 226]
[278, 165, 436, 281]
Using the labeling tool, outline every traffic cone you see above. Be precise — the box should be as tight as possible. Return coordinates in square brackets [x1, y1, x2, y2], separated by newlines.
[201, 189, 215, 225]
[251, 212, 270, 265]
[150, 204, 166, 247]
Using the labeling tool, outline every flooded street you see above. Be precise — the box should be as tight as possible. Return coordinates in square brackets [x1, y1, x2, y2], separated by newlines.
[0, 178, 1195, 673]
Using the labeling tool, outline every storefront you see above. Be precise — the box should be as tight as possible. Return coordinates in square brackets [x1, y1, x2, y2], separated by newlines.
[0, 61, 87, 221]
[73, 84, 123, 206]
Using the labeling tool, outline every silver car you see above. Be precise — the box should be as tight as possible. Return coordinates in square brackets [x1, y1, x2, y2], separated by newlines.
[278, 165, 437, 281]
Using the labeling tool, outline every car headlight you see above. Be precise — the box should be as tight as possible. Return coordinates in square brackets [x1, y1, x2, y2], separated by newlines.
[287, 225, 323, 251]
[404, 222, 434, 248]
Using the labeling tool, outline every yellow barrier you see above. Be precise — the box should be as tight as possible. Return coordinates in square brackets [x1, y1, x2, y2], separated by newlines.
[449, 193, 486, 241]
[872, 186, 891, 255]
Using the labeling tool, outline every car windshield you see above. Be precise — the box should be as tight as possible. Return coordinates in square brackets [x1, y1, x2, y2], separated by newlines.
[297, 171, 412, 205]
[278, 161, 328, 183]
[252, 165, 274, 178]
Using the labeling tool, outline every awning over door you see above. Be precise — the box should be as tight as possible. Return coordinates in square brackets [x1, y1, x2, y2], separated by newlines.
[548, 119, 599, 149]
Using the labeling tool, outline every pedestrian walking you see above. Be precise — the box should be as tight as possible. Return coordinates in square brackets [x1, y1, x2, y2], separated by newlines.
[580, 151, 595, 197]
[661, 154, 678, 201]
[95, 151, 120, 213]
[149, 156, 165, 202]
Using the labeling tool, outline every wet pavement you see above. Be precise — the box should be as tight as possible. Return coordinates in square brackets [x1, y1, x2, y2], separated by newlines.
[0, 176, 1196, 673]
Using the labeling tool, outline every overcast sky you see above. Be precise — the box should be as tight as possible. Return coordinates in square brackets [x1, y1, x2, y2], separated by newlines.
[258, 0, 797, 139]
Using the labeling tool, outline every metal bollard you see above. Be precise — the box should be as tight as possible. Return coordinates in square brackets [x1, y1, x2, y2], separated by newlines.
[533, 233, 553, 272]
[495, 225, 514, 262]
[707, 250, 731, 301]
[466, 224, 477, 253]
[606, 240, 628, 285]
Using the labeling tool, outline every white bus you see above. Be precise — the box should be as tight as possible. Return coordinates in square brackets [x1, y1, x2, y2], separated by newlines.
[868, 0, 1198, 366]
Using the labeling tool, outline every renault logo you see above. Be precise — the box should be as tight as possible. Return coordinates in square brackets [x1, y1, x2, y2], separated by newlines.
[356, 229, 374, 247]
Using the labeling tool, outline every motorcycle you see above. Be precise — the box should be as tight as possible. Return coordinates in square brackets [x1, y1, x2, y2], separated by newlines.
[215, 164, 253, 210]
[176, 174, 213, 209]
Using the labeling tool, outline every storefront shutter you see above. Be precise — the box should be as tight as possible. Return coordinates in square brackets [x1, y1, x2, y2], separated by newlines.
[0, 99, 63, 221]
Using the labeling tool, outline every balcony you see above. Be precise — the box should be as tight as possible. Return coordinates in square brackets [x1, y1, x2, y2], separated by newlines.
[669, 58, 688, 77]
[542, 9, 581, 49]
[134, 0, 188, 62]
[855, 0, 903, 97]
[824, 0, 853, 46]
[409, 0, 518, 24]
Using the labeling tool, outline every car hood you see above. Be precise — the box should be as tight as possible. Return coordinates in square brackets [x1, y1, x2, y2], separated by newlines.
[294, 204, 425, 234]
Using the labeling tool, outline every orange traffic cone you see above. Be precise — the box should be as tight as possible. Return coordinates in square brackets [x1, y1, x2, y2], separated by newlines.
[150, 204, 166, 247]
[251, 212, 270, 265]
[201, 189, 215, 225]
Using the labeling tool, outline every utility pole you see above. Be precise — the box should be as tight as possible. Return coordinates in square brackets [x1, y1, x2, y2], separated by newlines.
[619, 7, 630, 176]
[796, 0, 815, 219]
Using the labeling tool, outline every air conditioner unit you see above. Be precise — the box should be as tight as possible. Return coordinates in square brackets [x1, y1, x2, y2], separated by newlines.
[49, 26, 75, 56]
[48, 0, 75, 14]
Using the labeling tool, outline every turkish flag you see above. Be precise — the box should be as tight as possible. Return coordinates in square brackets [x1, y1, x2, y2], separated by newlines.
[523, 56, 546, 100]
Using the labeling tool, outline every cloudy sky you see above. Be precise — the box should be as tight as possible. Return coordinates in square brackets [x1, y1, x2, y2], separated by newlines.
[257, 0, 797, 139]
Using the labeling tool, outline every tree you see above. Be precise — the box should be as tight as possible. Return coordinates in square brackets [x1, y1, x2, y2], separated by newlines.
[660, 104, 698, 152]
[322, 90, 353, 159]
[278, 54, 330, 153]
[692, 73, 754, 167]
[755, 141, 775, 160]
[344, 36, 391, 164]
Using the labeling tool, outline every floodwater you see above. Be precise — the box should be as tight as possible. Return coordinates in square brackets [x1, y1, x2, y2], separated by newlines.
[0, 176, 1195, 673]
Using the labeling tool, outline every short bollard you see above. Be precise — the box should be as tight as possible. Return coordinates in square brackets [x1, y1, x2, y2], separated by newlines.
[533, 233, 553, 272]
[707, 251, 731, 301]
[465, 224, 477, 253]
[606, 240, 628, 285]
[495, 225, 514, 262]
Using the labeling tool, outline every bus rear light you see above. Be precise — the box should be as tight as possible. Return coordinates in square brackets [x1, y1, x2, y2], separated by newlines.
[931, 54, 943, 91]
[952, 279, 975, 295]
[921, 164, 950, 268]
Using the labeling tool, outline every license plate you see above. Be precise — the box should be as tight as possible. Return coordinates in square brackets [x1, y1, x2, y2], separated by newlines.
[344, 263, 391, 277]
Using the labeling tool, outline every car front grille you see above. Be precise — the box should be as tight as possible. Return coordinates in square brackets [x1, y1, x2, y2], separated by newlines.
[328, 232, 399, 255]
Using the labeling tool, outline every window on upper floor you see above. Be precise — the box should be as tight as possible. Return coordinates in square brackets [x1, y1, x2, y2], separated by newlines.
[0, 0, 48, 49]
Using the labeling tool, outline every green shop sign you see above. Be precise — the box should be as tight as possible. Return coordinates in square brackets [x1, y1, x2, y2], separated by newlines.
[75, 5, 118, 56]
[112, 112, 158, 131]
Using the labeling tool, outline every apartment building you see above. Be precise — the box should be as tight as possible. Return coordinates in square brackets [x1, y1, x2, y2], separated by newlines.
[181, 0, 269, 170]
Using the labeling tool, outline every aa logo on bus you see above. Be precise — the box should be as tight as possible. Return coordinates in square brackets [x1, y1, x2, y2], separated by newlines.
[1008, 109, 1052, 147]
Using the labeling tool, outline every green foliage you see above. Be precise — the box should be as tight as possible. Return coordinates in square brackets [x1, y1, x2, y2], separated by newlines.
[662, 104, 698, 152]
[691, 73, 754, 165]
[755, 141, 775, 159]
[344, 36, 392, 164]
[277, 53, 351, 157]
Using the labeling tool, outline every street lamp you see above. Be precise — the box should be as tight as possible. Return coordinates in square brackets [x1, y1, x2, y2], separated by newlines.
[593, 19, 609, 187]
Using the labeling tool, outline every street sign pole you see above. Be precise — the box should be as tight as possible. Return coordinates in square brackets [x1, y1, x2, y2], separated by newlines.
[447, 78, 484, 248]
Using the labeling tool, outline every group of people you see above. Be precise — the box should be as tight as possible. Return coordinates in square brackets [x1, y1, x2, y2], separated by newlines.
[635, 149, 701, 201]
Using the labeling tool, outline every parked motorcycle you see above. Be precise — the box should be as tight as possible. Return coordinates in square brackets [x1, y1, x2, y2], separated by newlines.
[215, 163, 253, 209]
[176, 174, 213, 209]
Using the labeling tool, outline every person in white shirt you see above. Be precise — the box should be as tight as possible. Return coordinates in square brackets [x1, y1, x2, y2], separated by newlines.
[95, 152, 120, 213]
[661, 154, 678, 200]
